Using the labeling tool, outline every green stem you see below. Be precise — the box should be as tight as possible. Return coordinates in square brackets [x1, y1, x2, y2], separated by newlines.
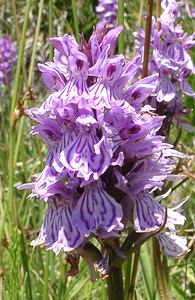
[128, 249, 140, 300]
[137, 0, 144, 27]
[28, 0, 44, 86]
[141, 0, 154, 78]
[107, 239, 124, 300]
[173, 127, 182, 148]
[14, 0, 44, 167]
[14, 116, 25, 166]
[49, 0, 53, 60]
[71, 0, 79, 42]
[11, 0, 19, 42]
[162, 255, 171, 297]
[43, 251, 50, 300]
[124, 254, 132, 300]
[153, 238, 168, 300]
[0, 182, 6, 241]
[20, 231, 33, 300]
[118, 0, 125, 54]
[107, 264, 124, 300]
[11, 0, 28, 85]
[113, 232, 140, 267]
[171, 177, 188, 192]
[8, 0, 31, 223]
[58, 256, 67, 299]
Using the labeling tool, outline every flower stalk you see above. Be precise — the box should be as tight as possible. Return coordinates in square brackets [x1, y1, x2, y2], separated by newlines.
[8, 0, 31, 226]
[71, 0, 79, 42]
[118, 0, 125, 53]
[141, 0, 154, 78]
[124, 254, 132, 300]
[156, 0, 161, 30]
[128, 249, 140, 300]
[153, 238, 169, 300]
[107, 261, 124, 300]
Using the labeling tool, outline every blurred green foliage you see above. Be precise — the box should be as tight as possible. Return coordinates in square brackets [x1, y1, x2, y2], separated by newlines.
[0, 0, 194, 299]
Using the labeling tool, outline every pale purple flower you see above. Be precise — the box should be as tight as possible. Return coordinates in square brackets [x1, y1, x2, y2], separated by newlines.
[179, 0, 195, 18]
[0, 36, 17, 85]
[18, 22, 189, 260]
[30, 195, 85, 254]
[134, 0, 195, 131]
[157, 233, 189, 258]
[96, 0, 118, 27]
[73, 180, 123, 235]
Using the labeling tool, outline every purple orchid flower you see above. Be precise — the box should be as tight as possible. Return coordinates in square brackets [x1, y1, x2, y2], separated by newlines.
[18, 22, 189, 260]
[0, 36, 17, 86]
[96, 0, 118, 27]
[134, 0, 195, 131]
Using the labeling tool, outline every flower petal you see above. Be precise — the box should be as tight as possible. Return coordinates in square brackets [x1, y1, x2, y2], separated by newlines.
[134, 193, 165, 232]
[31, 199, 84, 254]
[59, 134, 111, 180]
[157, 233, 190, 258]
[72, 182, 123, 234]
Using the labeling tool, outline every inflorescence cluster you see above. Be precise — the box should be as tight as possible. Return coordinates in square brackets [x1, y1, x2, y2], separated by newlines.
[19, 0, 194, 274]
[96, 0, 118, 27]
[0, 37, 17, 86]
[135, 0, 195, 132]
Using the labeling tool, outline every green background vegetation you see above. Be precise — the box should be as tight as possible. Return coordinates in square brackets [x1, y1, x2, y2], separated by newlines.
[0, 0, 195, 299]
